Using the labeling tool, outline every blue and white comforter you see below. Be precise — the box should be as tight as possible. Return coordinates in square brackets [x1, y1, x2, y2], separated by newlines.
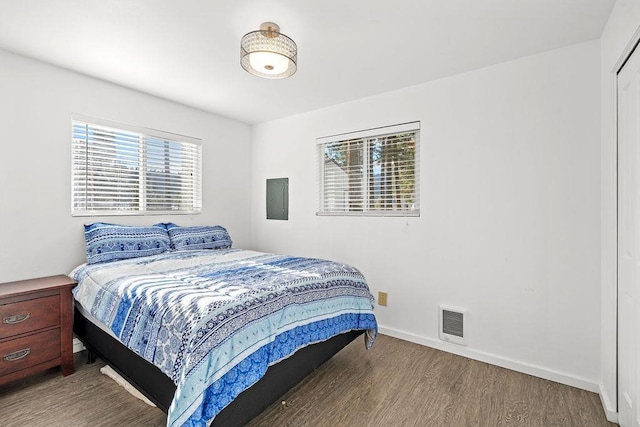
[71, 249, 377, 426]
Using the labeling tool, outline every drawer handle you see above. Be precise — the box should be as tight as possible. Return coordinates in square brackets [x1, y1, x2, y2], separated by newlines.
[4, 348, 30, 361]
[3, 313, 31, 324]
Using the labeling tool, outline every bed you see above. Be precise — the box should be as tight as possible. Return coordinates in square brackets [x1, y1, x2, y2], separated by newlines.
[70, 224, 377, 427]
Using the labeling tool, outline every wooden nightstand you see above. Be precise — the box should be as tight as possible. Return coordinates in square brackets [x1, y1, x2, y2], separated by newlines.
[0, 275, 76, 386]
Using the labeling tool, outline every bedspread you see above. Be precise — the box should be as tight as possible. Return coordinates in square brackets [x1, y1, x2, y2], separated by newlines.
[70, 249, 377, 426]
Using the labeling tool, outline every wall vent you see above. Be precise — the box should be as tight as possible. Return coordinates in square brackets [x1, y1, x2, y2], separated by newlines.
[439, 305, 467, 346]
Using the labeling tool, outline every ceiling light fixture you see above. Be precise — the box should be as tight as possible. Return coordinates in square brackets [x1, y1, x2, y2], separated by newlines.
[241, 22, 297, 79]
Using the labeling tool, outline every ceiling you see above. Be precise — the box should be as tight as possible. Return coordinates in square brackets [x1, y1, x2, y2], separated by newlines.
[0, 0, 615, 124]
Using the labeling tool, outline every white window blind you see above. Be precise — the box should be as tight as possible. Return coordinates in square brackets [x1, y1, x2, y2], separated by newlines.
[72, 116, 202, 216]
[317, 122, 420, 216]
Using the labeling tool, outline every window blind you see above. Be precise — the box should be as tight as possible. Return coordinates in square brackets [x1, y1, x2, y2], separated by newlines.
[317, 122, 420, 216]
[72, 116, 202, 216]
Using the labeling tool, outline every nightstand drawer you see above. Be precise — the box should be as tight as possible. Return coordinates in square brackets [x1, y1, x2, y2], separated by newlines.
[0, 295, 60, 339]
[0, 328, 61, 376]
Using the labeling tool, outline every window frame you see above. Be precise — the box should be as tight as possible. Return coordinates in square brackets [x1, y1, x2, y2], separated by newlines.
[317, 121, 420, 217]
[71, 114, 202, 217]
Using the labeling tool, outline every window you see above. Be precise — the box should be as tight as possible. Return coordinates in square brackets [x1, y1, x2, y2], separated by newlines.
[72, 115, 202, 216]
[318, 122, 419, 216]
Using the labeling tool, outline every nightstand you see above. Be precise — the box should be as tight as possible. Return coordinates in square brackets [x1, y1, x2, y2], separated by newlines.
[0, 275, 76, 385]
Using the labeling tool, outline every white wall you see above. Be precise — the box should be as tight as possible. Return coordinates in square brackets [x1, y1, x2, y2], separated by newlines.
[0, 49, 252, 283]
[600, 0, 640, 421]
[251, 41, 601, 391]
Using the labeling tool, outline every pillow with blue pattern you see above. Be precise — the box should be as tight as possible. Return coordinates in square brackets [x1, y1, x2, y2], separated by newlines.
[84, 222, 171, 264]
[166, 224, 232, 251]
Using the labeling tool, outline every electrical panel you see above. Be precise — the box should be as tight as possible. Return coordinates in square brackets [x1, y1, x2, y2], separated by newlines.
[266, 178, 289, 220]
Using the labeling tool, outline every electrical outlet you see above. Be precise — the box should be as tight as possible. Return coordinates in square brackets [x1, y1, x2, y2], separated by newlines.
[378, 291, 388, 306]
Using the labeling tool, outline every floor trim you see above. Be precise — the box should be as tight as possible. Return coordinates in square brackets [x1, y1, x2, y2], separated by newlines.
[378, 325, 600, 393]
[73, 337, 85, 354]
[599, 382, 619, 423]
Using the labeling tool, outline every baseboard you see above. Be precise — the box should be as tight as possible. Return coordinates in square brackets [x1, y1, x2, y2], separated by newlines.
[599, 383, 619, 423]
[378, 325, 600, 393]
[73, 337, 85, 353]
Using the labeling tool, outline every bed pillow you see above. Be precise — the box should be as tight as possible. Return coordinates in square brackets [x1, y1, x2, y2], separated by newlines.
[166, 224, 232, 251]
[84, 222, 171, 264]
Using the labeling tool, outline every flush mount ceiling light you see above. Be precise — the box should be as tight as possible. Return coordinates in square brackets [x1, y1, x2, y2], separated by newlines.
[241, 22, 297, 79]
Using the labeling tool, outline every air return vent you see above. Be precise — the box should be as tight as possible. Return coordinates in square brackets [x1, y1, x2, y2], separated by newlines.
[439, 305, 467, 346]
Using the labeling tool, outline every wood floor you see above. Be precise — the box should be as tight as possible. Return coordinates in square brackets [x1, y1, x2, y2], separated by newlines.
[0, 334, 614, 426]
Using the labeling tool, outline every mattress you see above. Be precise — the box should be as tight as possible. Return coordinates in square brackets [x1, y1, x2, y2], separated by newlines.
[71, 248, 377, 426]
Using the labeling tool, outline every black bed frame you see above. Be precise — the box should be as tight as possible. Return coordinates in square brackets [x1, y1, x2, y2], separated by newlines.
[74, 306, 362, 426]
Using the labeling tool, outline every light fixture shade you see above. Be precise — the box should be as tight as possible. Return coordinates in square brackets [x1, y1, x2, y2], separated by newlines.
[241, 22, 297, 79]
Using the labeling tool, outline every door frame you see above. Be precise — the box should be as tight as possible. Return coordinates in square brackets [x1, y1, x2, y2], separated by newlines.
[610, 26, 640, 424]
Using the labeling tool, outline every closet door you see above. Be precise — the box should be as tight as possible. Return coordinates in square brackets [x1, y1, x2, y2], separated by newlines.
[618, 43, 640, 427]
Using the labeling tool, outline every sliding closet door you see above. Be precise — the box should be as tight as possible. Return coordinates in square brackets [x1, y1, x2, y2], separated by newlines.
[618, 44, 640, 427]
